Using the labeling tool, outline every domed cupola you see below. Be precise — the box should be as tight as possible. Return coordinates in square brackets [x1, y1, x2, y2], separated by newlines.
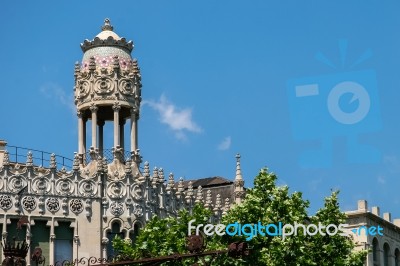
[74, 18, 142, 170]
[80, 18, 134, 71]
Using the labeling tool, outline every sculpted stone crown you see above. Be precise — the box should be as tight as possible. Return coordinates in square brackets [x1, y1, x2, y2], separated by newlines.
[80, 18, 133, 53]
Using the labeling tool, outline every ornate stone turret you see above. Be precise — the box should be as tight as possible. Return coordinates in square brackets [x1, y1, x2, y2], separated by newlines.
[74, 18, 142, 169]
[233, 153, 245, 204]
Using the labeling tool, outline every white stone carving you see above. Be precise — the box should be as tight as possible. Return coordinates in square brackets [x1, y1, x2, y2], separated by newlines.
[107, 181, 126, 199]
[56, 179, 75, 196]
[8, 175, 27, 193]
[85, 199, 92, 217]
[131, 184, 143, 200]
[79, 180, 98, 197]
[133, 203, 143, 217]
[38, 196, 45, 214]
[110, 201, 124, 216]
[32, 176, 51, 194]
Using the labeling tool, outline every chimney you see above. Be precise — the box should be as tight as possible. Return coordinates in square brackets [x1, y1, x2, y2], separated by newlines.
[383, 212, 392, 222]
[393, 219, 400, 227]
[371, 206, 380, 216]
[358, 200, 368, 212]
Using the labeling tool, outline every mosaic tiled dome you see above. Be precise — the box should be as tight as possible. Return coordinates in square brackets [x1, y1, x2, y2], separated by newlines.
[80, 19, 134, 70]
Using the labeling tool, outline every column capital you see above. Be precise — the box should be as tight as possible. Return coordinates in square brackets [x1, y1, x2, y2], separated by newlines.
[113, 101, 121, 111]
[77, 110, 83, 118]
[90, 103, 98, 112]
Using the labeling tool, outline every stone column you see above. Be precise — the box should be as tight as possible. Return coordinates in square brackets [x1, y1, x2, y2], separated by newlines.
[77, 111, 84, 155]
[120, 119, 125, 152]
[83, 118, 87, 164]
[130, 109, 137, 153]
[1, 214, 7, 260]
[98, 120, 105, 157]
[83, 118, 87, 153]
[113, 102, 121, 148]
[90, 104, 98, 149]
[49, 220, 56, 266]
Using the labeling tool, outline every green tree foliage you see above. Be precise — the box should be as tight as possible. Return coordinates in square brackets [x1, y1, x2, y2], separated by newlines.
[112, 204, 217, 265]
[113, 168, 368, 266]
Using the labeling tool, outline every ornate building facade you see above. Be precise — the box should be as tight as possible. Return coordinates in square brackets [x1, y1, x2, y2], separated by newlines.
[2, 18, 398, 266]
[0, 19, 245, 265]
[346, 200, 400, 266]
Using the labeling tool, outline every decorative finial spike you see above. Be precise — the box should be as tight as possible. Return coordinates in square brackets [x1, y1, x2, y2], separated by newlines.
[102, 18, 114, 31]
[195, 186, 203, 204]
[235, 153, 243, 181]
[50, 153, 57, 169]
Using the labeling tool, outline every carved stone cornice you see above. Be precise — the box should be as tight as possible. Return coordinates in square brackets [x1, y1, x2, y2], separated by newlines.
[81, 37, 133, 54]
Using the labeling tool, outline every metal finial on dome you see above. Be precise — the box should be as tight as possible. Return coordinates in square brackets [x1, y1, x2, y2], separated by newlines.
[102, 18, 114, 31]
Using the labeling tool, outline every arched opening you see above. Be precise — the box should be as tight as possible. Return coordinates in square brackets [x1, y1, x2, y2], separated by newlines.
[107, 221, 124, 258]
[395, 248, 400, 266]
[129, 222, 141, 244]
[373, 238, 380, 266]
[384, 242, 391, 266]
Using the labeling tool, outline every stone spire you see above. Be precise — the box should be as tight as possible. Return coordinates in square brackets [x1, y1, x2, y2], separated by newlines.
[234, 153, 245, 204]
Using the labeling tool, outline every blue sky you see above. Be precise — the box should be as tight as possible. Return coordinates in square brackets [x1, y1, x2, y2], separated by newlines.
[1, 1, 400, 217]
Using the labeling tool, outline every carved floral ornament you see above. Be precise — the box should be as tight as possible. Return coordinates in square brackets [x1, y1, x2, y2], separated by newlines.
[0, 195, 12, 210]
[56, 179, 75, 196]
[110, 201, 124, 216]
[8, 175, 27, 193]
[46, 198, 60, 213]
[22, 196, 36, 212]
[70, 199, 84, 214]
[118, 78, 136, 96]
[133, 203, 143, 217]
[79, 179, 98, 197]
[94, 77, 114, 94]
[31, 176, 51, 194]
[107, 181, 126, 199]
[131, 184, 143, 200]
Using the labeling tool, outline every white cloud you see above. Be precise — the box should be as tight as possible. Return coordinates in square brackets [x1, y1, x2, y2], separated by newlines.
[383, 155, 400, 173]
[144, 94, 202, 139]
[40, 82, 75, 113]
[309, 178, 322, 191]
[217, 136, 231, 151]
[377, 175, 386, 185]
